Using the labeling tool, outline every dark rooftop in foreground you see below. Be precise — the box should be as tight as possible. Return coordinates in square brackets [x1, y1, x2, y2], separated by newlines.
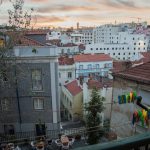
[113, 61, 150, 84]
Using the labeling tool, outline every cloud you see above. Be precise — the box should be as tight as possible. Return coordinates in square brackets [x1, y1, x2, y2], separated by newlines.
[38, 5, 96, 13]
[36, 15, 67, 23]
[30, 0, 48, 2]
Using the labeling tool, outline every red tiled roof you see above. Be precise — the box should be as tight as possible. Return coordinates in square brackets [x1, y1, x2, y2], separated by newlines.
[25, 30, 48, 35]
[141, 52, 150, 58]
[87, 79, 103, 89]
[140, 52, 150, 63]
[58, 56, 74, 65]
[73, 54, 112, 62]
[64, 80, 82, 96]
[16, 36, 44, 46]
[112, 61, 132, 73]
[87, 79, 113, 89]
[114, 62, 150, 84]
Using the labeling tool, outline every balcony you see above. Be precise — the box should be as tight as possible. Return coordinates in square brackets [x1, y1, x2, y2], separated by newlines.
[74, 132, 150, 150]
[0, 128, 150, 150]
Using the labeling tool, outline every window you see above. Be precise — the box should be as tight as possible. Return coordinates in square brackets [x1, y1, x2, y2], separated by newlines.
[31, 69, 42, 91]
[122, 47, 124, 50]
[61, 49, 64, 54]
[113, 53, 115, 55]
[118, 53, 120, 55]
[91, 48, 93, 50]
[70, 101, 72, 107]
[96, 64, 99, 69]
[1, 69, 8, 82]
[133, 38, 134, 40]
[68, 72, 72, 78]
[67, 49, 70, 54]
[129, 53, 131, 55]
[123, 57, 125, 60]
[134, 52, 135, 55]
[79, 65, 83, 70]
[96, 48, 98, 50]
[4, 125, 15, 135]
[139, 43, 140, 45]
[127, 47, 129, 50]
[144, 43, 146, 45]
[59, 72, 61, 78]
[1, 98, 10, 111]
[115, 48, 117, 50]
[88, 64, 92, 69]
[33, 98, 44, 110]
[134, 43, 136, 45]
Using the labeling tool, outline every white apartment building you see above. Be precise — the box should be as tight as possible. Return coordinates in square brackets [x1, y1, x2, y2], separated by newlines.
[80, 28, 94, 45]
[85, 32, 148, 61]
[73, 54, 113, 79]
[93, 24, 120, 44]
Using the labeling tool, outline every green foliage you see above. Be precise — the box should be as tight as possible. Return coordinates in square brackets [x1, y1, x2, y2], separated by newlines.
[84, 88, 105, 145]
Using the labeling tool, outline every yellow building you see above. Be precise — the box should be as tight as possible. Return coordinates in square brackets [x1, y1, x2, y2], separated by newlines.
[61, 80, 83, 121]
[0, 38, 4, 47]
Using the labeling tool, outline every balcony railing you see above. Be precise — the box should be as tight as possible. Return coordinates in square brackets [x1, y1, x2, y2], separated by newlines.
[74, 132, 150, 150]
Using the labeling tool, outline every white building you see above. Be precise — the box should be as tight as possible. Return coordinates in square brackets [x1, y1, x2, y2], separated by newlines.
[93, 24, 120, 44]
[70, 32, 83, 45]
[80, 28, 94, 45]
[86, 23, 149, 61]
[46, 31, 61, 40]
[73, 54, 113, 79]
[84, 33, 148, 61]
[58, 43, 80, 55]
[83, 78, 113, 122]
[58, 56, 75, 85]
[60, 34, 72, 44]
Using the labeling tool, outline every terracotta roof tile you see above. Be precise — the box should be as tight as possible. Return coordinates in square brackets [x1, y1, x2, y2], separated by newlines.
[73, 54, 112, 62]
[16, 36, 44, 46]
[64, 80, 82, 96]
[25, 30, 48, 35]
[112, 61, 132, 73]
[87, 79, 103, 89]
[114, 62, 150, 84]
[58, 56, 74, 65]
[87, 79, 113, 89]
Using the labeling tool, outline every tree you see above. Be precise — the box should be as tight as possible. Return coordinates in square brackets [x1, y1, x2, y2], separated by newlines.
[84, 88, 105, 145]
[0, 0, 33, 84]
[0, 0, 33, 132]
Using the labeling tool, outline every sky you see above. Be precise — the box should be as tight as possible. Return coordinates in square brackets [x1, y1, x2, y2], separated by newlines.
[0, 0, 150, 28]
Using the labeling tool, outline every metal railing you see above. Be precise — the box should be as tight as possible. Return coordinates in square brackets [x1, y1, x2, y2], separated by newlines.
[74, 132, 150, 150]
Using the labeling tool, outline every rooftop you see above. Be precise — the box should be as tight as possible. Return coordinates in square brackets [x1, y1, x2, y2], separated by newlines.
[16, 36, 44, 46]
[113, 61, 150, 84]
[73, 54, 112, 62]
[87, 79, 103, 89]
[64, 80, 82, 96]
[58, 56, 74, 65]
[112, 61, 132, 73]
[87, 78, 113, 89]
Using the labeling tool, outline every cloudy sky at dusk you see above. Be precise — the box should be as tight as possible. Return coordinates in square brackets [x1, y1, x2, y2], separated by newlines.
[0, 0, 150, 28]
